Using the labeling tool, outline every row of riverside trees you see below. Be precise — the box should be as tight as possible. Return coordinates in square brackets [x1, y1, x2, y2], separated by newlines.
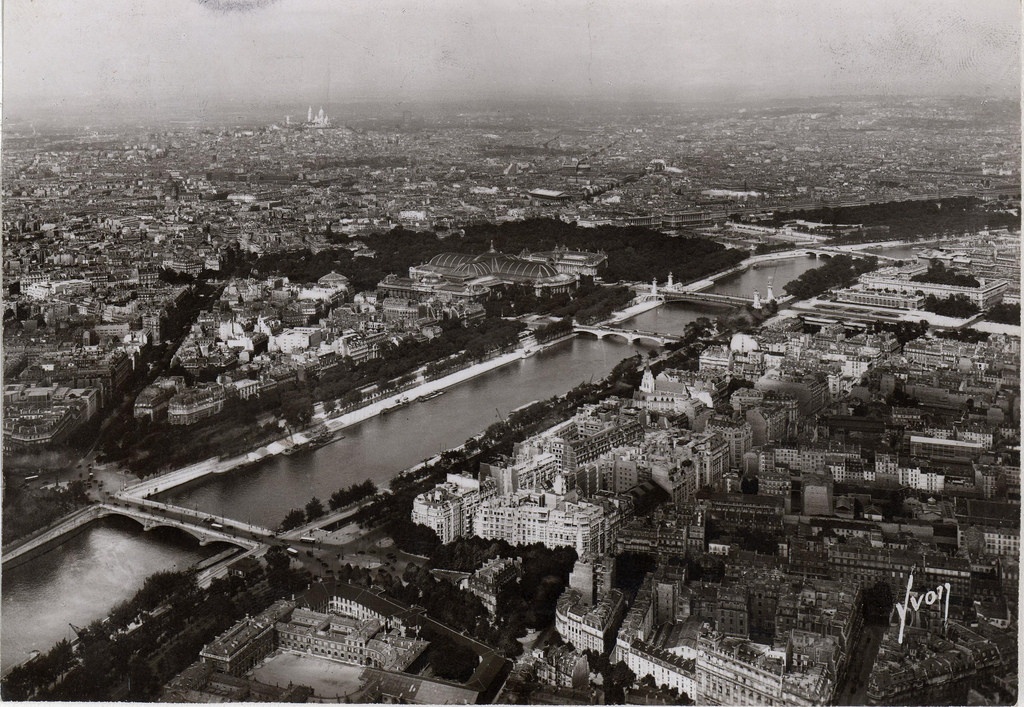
[105, 315, 524, 476]
[769, 196, 1019, 244]
[784, 254, 879, 300]
[357, 316, 720, 547]
[533, 318, 574, 343]
[278, 479, 377, 531]
[1, 557, 310, 702]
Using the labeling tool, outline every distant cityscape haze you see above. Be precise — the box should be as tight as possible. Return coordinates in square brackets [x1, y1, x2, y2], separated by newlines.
[3, 0, 1020, 123]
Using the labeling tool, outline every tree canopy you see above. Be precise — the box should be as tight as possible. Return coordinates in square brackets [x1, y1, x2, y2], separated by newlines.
[910, 261, 980, 287]
[248, 218, 747, 292]
[921, 294, 980, 318]
[784, 255, 878, 300]
[986, 302, 1020, 325]
[769, 196, 1018, 244]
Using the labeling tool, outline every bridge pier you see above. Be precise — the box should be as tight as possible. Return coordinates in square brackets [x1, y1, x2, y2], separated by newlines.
[633, 294, 665, 304]
[3, 502, 265, 568]
[573, 324, 679, 347]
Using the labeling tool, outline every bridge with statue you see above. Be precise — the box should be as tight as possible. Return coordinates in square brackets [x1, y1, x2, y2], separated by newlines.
[651, 290, 760, 306]
[572, 324, 680, 346]
[630, 270, 777, 309]
[624, 245, 890, 309]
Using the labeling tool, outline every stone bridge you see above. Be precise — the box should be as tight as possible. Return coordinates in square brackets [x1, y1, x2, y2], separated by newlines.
[573, 324, 680, 346]
[658, 291, 754, 306]
[628, 281, 759, 307]
[811, 246, 901, 262]
[96, 500, 268, 547]
[2, 498, 267, 568]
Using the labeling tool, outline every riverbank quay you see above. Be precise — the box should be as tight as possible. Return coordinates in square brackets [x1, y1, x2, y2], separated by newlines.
[607, 298, 663, 322]
[1, 506, 101, 570]
[835, 237, 943, 251]
[4, 323, 614, 570]
[10, 262, 711, 558]
[2, 498, 267, 570]
[0, 295, 720, 682]
[120, 332, 582, 500]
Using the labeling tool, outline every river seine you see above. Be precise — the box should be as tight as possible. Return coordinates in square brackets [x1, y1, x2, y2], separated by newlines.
[161, 336, 656, 527]
[2, 519, 219, 672]
[2, 254, 826, 671]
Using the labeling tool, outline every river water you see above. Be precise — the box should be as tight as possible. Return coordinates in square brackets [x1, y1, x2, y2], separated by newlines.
[864, 244, 920, 260]
[0, 252, 829, 671]
[161, 336, 657, 527]
[623, 255, 821, 334]
[706, 254, 818, 299]
[2, 337, 653, 666]
[1, 518, 219, 672]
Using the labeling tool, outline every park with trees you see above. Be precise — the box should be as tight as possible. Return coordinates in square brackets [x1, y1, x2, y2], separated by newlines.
[769, 196, 1019, 244]
[986, 302, 1020, 325]
[910, 261, 980, 287]
[784, 254, 879, 300]
[3, 479, 90, 544]
[250, 218, 748, 293]
[920, 294, 981, 318]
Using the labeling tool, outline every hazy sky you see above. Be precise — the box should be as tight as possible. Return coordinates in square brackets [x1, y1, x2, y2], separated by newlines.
[4, 0, 1020, 115]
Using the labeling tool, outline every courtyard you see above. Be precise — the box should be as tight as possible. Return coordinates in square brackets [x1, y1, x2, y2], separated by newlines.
[251, 650, 365, 699]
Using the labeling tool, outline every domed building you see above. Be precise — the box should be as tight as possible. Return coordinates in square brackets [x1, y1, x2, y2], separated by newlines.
[408, 245, 577, 296]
